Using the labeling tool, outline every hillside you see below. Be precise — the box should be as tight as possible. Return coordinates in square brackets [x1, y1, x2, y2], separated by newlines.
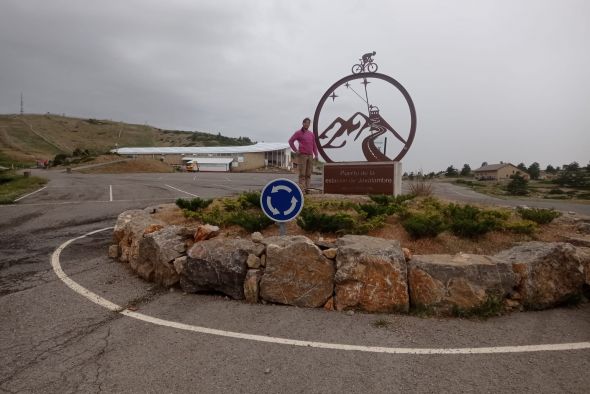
[0, 114, 254, 166]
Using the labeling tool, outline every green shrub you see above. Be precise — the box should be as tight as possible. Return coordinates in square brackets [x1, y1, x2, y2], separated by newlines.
[506, 174, 529, 196]
[353, 215, 387, 234]
[228, 210, 273, 232]
[355, 203, 392, 218]
[53, 153, 69, 166]
[445, 204, 502, 238]
[238, 191, 262, 209]
[504, 220, 537, 235]
[369, 194, 414, 206]
[516, 207, 561, 224]
[176, 197, 213, 211]
[402, 212, 446, 238]
[222, 198, 241, 212]
[577, 192, 590, 200]
[297, 207, 356, 234]
[187, 206, 231, 226]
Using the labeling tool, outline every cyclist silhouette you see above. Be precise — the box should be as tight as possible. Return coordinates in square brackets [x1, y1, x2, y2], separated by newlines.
[361, 51, 376, 67]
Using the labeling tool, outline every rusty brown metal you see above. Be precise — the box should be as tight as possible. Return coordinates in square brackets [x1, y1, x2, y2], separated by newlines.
[313, 54, 417, 164]
[323, 162, 397, 194]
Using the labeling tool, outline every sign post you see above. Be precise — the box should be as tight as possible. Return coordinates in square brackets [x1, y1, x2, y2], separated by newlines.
[260, 178, 304, 235]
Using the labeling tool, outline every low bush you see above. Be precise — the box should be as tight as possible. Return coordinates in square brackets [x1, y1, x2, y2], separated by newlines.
[176, 197, 213, 211]
[297, 207, 356, 234]
[445, 204, 502, 238]
[577, 192, 590, 200]
[504, 220, 537, 235]
[355, 203, 392, 218]
[185, 206, 230, 226]
[228, 210, 273, 232]
[353, 215, 388, 234]
[516, 207, 561, 224]
[238, 191, 261, 209]
[402, 212, 446, 238]
[369, 194, 414, 206]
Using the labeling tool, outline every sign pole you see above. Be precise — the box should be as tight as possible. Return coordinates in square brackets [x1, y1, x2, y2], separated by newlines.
[279, 222, 286, 236]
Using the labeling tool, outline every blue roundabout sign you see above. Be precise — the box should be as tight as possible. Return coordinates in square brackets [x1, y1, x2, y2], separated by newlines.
[260, 178, 304, 223]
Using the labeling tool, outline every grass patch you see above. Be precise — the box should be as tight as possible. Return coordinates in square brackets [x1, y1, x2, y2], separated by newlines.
[0, 173, 47, 204]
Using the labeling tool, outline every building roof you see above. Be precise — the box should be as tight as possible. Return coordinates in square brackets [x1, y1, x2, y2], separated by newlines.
[473, 163, 528, 172]
[112, 142, 289, 155]
[183, 157, 234, 164]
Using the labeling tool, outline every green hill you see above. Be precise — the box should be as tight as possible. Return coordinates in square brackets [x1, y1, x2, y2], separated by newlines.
[0, 114, 254, 166]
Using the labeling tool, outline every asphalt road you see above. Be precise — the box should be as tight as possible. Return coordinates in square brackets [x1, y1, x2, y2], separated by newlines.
[1, 170, 589, 393]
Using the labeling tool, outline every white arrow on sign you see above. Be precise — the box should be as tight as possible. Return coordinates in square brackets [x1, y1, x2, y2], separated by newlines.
[271, 185, 292, 193]
[283, 196, 298, 216]
[266, 196, 280, 215]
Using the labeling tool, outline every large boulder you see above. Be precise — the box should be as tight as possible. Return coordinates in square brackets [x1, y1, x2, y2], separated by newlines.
[260, 236, 334, 308]
[494, 242, 586, 309]
[113, 210, 165, 266]
[408, 254, 517, 314]
[180, 238, 259, 299]
[334, 235, 408, 313]
[134, 225, 187, 286]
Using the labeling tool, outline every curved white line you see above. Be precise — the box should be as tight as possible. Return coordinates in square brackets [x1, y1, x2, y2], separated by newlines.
[51, 228, 590, 355]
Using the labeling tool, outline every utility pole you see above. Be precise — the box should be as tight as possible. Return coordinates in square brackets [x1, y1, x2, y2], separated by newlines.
[20, 93, 24, 116]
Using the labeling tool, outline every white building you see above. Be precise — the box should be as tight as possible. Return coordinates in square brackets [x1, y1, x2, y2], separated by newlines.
[111, 142, 291, 172]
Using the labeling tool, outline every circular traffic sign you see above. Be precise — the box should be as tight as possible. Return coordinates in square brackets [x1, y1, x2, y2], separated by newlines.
[260, 178, 304, 222]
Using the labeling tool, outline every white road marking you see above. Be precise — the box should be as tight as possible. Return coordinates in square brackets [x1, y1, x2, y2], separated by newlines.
[109, 185, 113, 202]
[14, 186, 47, 202]
[0, 197, 176, 207]
[52, 228, 590, 356]
[165, 184, 199, 197]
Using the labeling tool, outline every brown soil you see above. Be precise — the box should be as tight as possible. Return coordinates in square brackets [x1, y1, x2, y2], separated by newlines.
[152, 203, 581, 256]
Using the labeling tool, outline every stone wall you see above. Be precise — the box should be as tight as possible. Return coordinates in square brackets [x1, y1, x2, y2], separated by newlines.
[110, 208, 590, 316]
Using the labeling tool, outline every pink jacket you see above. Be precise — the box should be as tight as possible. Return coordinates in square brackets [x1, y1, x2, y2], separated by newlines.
[288, 129, 318, 157]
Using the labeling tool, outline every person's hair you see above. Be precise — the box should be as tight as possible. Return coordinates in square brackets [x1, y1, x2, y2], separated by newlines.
[302, 117, 311, 123]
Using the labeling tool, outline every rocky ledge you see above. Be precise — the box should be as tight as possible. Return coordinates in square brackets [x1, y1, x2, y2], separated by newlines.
[109, 208, 590, 316]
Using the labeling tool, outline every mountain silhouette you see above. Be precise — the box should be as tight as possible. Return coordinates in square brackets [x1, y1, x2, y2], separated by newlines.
[318, 110, 407, 161]
[318, 112, 372, 149]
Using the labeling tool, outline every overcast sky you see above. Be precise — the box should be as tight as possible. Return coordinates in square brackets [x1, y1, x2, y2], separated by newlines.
[1, 0, 588, 172]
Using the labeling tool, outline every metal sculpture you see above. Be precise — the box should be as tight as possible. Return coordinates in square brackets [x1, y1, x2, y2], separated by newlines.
[313, 53, 417, 163]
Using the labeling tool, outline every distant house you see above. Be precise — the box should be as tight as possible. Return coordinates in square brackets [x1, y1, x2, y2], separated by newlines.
[473, 163, 530, 181]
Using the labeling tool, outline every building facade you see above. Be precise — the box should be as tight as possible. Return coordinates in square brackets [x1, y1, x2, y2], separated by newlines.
[473, 163, 530, 180]
[112, 143, 291, 172]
